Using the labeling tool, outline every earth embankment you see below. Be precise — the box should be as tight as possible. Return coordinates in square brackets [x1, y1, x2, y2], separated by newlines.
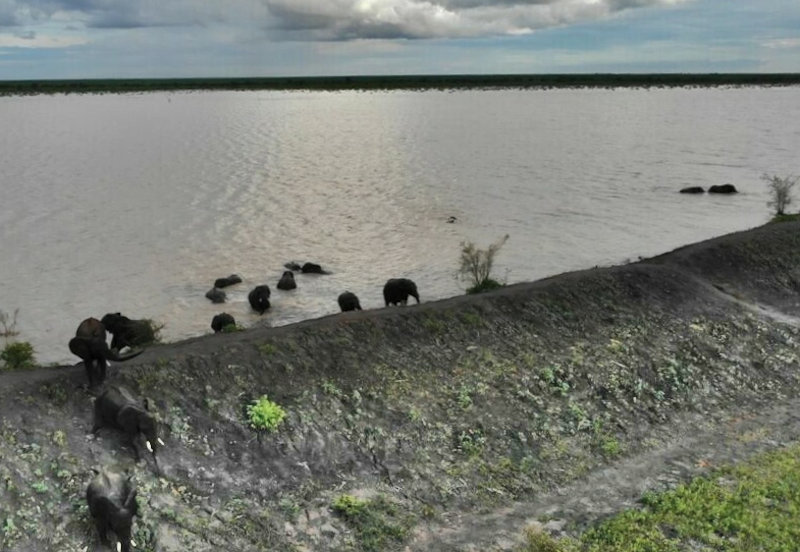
[2, 221, 800, 551]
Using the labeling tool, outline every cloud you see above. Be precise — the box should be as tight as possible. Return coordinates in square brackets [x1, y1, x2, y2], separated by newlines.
[0, 0, 688, 40]
[263, 0, 690, 40]
[762, 37, 800, 50]
[0, 30, 87, 47]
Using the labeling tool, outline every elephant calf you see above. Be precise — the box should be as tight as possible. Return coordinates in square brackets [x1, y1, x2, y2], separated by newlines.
[383, 278, 420, 306]
[338, 291, 362, 312]
[86, 468, 139, 552]
[248, 285, 271, 314]
[205, 287, 226, 304]
[101, 313, 157, 351]
[93, 385, 164, 469]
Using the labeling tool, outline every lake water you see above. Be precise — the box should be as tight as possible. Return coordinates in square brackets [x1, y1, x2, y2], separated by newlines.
[1, 86, 798, 364]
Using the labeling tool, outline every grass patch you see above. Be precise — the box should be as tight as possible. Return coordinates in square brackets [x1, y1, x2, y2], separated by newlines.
[246, 395, 287, 431]
[769, 213, 800, 224]
[331, 494, 413, 551]
[516, 443, 800, 551]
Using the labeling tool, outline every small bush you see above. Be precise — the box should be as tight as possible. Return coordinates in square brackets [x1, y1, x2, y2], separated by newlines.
[331, 494, 368, 518]
[764, 173, 797, 216]
[458, 234, 509, 294]
[1, 341, 36, 371]
[247, 395, 287, 431]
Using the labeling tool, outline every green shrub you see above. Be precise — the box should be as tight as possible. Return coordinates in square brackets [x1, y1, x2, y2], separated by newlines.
[331, 494, 368, 518]
[246, 395, 287, 431]
[457, 234, 509, 294]
[1, 341, 36, 371]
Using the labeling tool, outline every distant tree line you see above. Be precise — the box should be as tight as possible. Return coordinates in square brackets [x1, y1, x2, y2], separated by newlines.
[2, 73, 800, 96]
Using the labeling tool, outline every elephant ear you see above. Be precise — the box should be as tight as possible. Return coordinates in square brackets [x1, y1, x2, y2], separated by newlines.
[68, 337, 88, 359]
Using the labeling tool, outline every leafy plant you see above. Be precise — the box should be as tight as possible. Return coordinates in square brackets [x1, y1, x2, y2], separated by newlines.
[247, 395, 287, 431]
[1, 341, 35, 371]
[331, 494, 412, 551]
[457, 234, 509, 294]
[764, 173, 797, 216]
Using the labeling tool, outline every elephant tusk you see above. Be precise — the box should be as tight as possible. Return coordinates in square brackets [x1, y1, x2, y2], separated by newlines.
[157, 437, 165, 446]
[131, 540, 136, 547]
[117, 542, 122, 552]
[146, 441, 153, 452]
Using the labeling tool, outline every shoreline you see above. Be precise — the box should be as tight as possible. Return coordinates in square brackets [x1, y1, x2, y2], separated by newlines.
[2, 72, 800, 96]
[3, 220, 800, 550]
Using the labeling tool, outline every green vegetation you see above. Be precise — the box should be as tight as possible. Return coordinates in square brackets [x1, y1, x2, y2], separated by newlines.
[221, 323, 244, 333]
[331, 494, 413, 551]
[515, 443, 800, 551]
[1, 341, 36, 371]
[246, 395, 287, 431]
[764, 173, 797, 216]
[3, 74, 800, 96]
[458, 234, 509, 294]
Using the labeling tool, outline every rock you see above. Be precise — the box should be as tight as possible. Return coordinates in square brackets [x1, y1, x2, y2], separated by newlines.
[680, 186, 705, 194]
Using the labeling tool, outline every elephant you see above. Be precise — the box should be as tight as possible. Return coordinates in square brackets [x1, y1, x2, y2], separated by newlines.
[301, 262, 329, 274]
[213, 274, 242, 288]
[277, 271, 297, 291]
[86, 468, 139, 552]
[383, 278, 420, 306]
[680, 186, 705, 194]
[248, 285, 271, 314]
[205, 287, 226, 304]
[93, 385, 164, 469]
[709, 184, 738, 194]
[211, 313, 236, 333]
[337, 291, 362, 312]
[69, 337, 142, 388]
[76, 317, 106, 339]
[101, 313, 157, 351]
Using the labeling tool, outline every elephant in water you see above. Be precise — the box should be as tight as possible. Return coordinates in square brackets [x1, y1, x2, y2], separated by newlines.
[383, 278, 420, 306]
[211, 313, 236, 333]
[205, 287, 226, 304]
[214, 274, 242, 288]
[337, 291, 362, 312]
[248, 285, 271, 314]
[277, 271, 297, 291]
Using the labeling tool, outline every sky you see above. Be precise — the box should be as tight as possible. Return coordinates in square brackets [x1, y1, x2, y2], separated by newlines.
[0, 0, 799, 80]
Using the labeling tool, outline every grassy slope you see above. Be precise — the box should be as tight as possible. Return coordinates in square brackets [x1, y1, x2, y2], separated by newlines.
[3, 221, 800, 551]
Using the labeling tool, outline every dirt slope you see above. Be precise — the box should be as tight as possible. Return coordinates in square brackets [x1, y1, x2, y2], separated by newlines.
[3, 221, 800, 552]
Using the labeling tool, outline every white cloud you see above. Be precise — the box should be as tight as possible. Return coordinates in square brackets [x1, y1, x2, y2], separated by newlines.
[762, 37, 800, 49]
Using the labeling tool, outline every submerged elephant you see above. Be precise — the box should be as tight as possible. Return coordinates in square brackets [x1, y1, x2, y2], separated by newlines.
[101, 313, 157, 351]
[383, 278, 420, 306]
[205, 287, 226, 304]
[93, 385, 164, 469]
[248, 285, 271, 314]
[301, 262, 329, 274]
[214, 274, 242, 288]
[86, 468, 139, 552]
[211, 312, 236, 333]
[709, 183, 738, 194]
[337, 291, 362, 312]
[277, 271, 297, 291]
